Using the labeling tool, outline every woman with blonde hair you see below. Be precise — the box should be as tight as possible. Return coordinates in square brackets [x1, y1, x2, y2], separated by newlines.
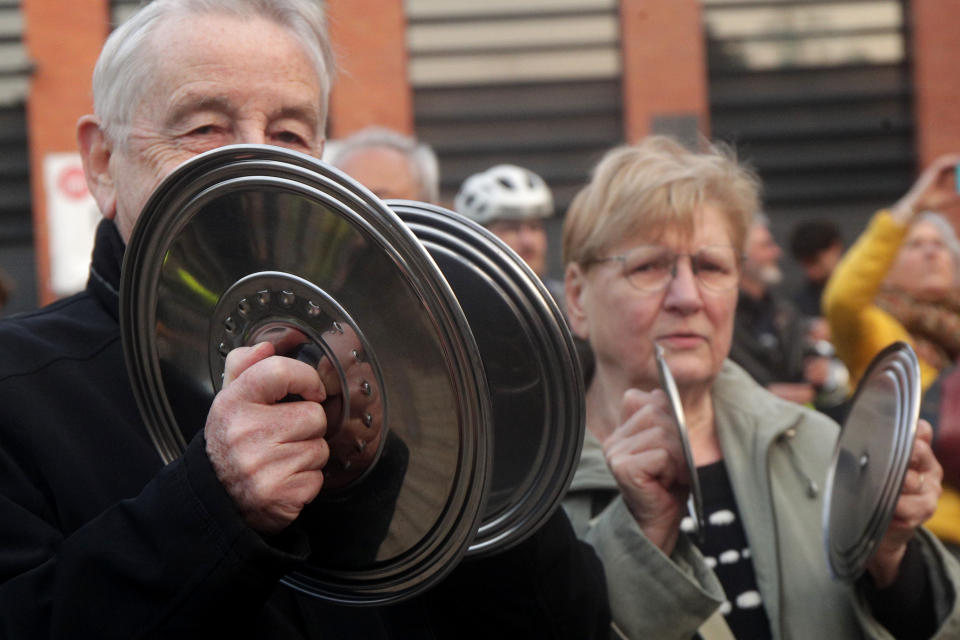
[562, 136, 960, 639]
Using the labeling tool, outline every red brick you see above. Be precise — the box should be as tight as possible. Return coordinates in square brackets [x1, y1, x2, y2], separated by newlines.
[619, 0, 709, 142]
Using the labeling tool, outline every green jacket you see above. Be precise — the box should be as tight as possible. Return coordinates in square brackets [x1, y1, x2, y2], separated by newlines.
[564, 360, 960, 639]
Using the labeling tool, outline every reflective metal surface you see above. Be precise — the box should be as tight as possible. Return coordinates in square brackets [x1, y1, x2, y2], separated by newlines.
[654, 343, 704, 540]
[387, 200, 585, 555]
[120, 145, 491, 604]
[822, 341, 920, 581]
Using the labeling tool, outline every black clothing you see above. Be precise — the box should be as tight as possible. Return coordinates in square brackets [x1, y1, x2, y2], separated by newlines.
[0, 220, 609, 639]
[730, 291, 808, 388]
[791, 278, 826, 320]
[858, 538, 938, 640]
[693, 461, 772, 639]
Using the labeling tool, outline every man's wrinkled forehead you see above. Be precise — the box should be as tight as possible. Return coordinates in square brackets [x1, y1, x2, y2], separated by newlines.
[137, 11, 327, 119]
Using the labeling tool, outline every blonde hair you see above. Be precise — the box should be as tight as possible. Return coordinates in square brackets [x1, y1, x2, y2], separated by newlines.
[562, 136, 761, 266]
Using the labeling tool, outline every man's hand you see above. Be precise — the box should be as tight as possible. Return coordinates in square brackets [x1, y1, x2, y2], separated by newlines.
[603, 388, 690, 555]
[865, 419, 943, 587]
[803, 355, 832, 389]
[205, 341, 330, 535]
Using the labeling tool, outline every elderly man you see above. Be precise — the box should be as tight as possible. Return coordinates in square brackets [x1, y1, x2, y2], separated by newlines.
[328, 126, 439, 202]
[0, 1, 608, 638]
[730, 215, 848, 418]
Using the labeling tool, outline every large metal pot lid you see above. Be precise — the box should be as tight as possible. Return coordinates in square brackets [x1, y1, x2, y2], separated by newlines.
[120, 144, 491, 604]
[822, 341, 920, 581]
[653, 343, 704, 542]
[386, 200, 585, 555]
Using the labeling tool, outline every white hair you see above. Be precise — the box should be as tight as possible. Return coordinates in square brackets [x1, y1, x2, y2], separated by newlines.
[93, 0, 334, 144]
[328, 126, 440, 203]
[916, 210, 960, 277]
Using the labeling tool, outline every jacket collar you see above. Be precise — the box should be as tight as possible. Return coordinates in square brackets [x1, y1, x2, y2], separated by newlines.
[711, 360, 810, 636]
[712, 360, 804, 450]
[86, 218, 125, 323]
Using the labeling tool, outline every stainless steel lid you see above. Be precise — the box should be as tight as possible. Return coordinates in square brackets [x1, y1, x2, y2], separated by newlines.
[654, 343, 705, 540]
[386, 200, 585, 555]
[822, 341, 920, 581]
[120, 144, 491, 604]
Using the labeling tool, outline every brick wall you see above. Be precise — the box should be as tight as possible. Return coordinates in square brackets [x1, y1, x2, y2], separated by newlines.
[910, 0, 960, 166]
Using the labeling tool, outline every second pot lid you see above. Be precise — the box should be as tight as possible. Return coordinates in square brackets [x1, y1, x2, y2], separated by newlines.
[388, 200, 585, 556]
[822, 341, 920, 581]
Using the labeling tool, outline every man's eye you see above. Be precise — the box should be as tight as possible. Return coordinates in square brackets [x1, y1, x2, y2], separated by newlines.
[275, 131, 307, 146]
[189, 125, 218, 136]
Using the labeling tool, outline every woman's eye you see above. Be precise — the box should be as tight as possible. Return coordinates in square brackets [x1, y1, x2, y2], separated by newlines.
[631, 258, 668, 273]
[697, 261, 725, 273]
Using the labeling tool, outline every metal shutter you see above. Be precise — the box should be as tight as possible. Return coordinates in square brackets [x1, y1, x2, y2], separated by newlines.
[0, 1, 34, 315]
[704, 0, 914, 248]
[407, 0, 624, 276]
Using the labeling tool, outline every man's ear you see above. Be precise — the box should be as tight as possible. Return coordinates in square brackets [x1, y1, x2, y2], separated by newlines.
[564, 262, 590, 340]
[77, 115, 117, 220]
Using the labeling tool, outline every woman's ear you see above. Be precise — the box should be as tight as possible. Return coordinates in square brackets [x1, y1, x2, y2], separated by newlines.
[77, 115, 117, 220]
[564, 262, 590, 340]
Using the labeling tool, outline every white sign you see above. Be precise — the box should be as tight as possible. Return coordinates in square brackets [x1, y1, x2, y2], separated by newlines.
[43, 153, 102, 297]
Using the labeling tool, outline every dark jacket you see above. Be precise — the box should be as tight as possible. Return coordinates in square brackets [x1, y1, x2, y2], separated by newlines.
[729, 291, 808, 388]
[0, 220, 608, 639]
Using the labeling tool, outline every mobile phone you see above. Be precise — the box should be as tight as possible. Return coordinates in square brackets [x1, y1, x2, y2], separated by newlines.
[956, 164, 960, 194]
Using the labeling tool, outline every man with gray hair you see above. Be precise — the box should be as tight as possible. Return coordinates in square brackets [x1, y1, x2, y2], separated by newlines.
[730, 214, 849, 418]
[328, 126, 439, 202]
[0, 1, 608, 637]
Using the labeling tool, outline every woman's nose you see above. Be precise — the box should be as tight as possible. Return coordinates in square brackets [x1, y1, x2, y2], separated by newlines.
[663, 258, 703, 312]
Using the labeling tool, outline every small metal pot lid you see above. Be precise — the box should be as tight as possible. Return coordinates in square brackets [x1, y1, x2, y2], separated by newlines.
[822, 341, 920, 581]
[120, 145, 491, 604]
[386, 200, 585, 555]
[653, 343, 705, 541]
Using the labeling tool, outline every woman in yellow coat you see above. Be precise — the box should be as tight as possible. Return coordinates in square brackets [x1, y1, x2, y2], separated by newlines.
[824, 153, 960, 547]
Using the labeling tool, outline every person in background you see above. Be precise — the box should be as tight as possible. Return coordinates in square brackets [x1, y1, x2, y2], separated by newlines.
[730, 214, 848, 418]
[922, 364, 960, 510]
[562, 135, 960, 639]
[824, 152, 960, 556]
[327, 126, 439, 202]
[788, 218, 844, 320]
[454, 164, 595, 382]
[0, 1, 609, 637]
[454, 164, 559, 295]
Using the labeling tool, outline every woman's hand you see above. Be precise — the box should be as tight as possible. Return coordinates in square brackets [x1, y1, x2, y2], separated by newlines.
[603, 388, 691, 555]
[865, 419, 942, 587]
[891, 154, 960, 224]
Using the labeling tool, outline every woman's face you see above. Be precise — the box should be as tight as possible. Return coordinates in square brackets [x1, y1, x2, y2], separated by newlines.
[567, 204, 740, 392]
[888, 220, 956, 299]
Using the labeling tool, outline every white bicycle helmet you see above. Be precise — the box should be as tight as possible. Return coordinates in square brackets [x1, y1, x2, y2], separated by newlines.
[454, 164, 554, 226]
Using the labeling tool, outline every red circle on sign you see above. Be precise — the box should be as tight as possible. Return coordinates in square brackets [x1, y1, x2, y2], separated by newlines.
[58, 166, 89, 200]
